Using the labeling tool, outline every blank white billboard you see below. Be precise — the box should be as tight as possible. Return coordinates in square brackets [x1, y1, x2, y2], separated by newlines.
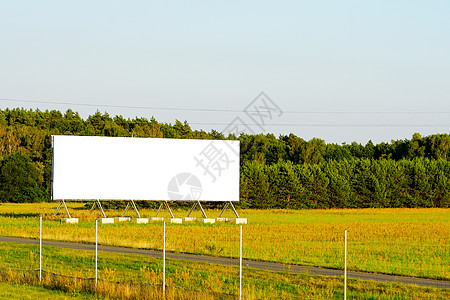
[52, 136, 240, 201]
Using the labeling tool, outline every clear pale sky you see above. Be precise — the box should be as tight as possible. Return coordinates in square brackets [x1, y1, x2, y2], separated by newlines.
[1, 1, 449, 144]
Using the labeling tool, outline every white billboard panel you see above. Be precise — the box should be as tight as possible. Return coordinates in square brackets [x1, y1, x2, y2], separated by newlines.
[52, 136, 240, 201]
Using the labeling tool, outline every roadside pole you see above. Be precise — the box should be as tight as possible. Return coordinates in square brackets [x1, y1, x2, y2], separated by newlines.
[163, 221, 166, 297]
[344, 230, 347, 300]
[240, 225, 242, 300]
[39, 215, 42, 283]
[95, 219, 98, 287]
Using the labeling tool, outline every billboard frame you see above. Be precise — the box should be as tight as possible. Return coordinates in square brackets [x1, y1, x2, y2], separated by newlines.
[51, 135, 240, 219]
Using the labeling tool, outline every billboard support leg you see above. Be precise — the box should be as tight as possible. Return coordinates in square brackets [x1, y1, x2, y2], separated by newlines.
[219, 201, 239, 218]
[186, 202, 198, 217]
[165, 201, 174, 218]
[121, 201, 131, 217]
[219, 202, 229, 217]
[63, 200, 72, 218]
[90, 200, 107, 218]
[54, 200, 71, 218]
[121, 200, 140, 218]
[155, 203, 163, 217]
[186, 201, 207, 218]
[54, 201, 62, 215]
[130, 200, 141, 218]
[197, 201, 207, 218]
[96, 200, 107, 218]
[90, 201, 97, 213]
[156, 201, 174, 218]
[229, 201, 239, 218]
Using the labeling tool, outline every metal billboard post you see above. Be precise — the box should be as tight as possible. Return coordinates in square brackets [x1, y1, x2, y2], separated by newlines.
[219, 201, 240, 218]
[155, 201, 175, 218]
[229, 201, 240, 218]
[197, 201, 207, 218]
[97, 200, 107, 218]
[186, 201, 208, 218]
[130, 200, 141, 218]
[54, 201, 62, 215]
[54, 199, 71, 218]
[89, 202, 96, 213]
[89, 200, 107, 218]
[218, 202, 229, 217]
[186, 202, 198, 217]
[165, 201, 175, 218]
[121, 200, 141, 218]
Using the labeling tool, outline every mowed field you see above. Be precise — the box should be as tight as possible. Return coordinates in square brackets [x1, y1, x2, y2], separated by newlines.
[0, 203, 448, 281]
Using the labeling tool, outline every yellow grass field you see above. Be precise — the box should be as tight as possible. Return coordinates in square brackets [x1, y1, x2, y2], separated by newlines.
[0, 203, 448, 281]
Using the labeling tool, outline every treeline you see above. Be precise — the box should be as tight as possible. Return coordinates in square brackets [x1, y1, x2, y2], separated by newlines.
[241, 159, 449, 209]
[0, 108, 449, 207]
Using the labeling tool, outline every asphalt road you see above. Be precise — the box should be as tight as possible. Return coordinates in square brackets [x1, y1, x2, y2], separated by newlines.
[0, 235, 448, 289]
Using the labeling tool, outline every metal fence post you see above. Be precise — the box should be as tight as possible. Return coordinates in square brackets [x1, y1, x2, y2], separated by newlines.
[39, 215, 42, 283]
[163, 221, 166, 296]
[344, 230, 347, 300]
[95, 219, 98, 287]
[240, 225, 242, 300]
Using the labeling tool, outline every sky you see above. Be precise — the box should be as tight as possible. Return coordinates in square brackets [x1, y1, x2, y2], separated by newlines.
[1, 1, 449, 144]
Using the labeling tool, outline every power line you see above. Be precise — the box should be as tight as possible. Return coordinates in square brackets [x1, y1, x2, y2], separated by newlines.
[1, 98, 236, 113]
[1, 98, 449, 128]
[190, 123, 450, 128]
[1, 98, 449, 115]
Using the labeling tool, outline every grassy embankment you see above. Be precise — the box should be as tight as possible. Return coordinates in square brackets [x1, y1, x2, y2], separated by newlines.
[0, 241, 449, 299]
[0, 203, 448, 282]
[0, 281, 99, 300]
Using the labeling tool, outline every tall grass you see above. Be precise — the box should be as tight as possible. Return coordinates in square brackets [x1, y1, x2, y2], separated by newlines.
[0, 203, 448, 280]
[0, 267, 221, 300]
[0, 242, 449, 299]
